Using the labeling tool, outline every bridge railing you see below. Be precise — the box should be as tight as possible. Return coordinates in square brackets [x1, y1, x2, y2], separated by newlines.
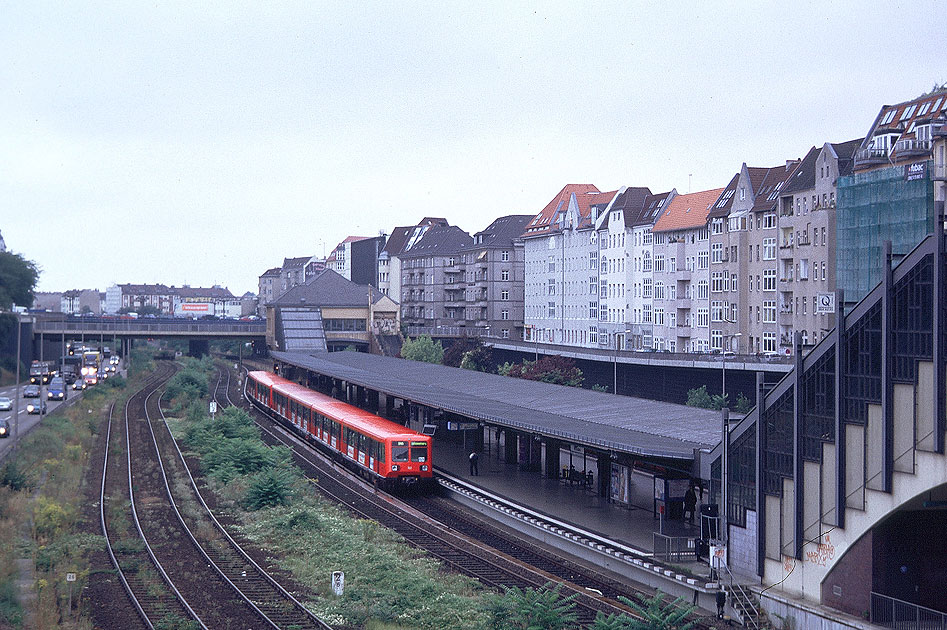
[871, 592, 947, 630]
[33, 318, 266, 335]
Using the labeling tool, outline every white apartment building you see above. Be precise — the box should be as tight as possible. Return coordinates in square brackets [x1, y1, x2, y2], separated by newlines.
[523, 184, 618, 346]
[650, 188, 722, 353]
[594, 188, 675, 351]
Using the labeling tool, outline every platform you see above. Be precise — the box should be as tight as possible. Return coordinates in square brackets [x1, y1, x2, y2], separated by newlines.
[434, 429, 715, 579]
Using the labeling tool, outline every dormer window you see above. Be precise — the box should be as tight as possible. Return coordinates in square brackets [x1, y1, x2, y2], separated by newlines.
[917, 124, 932, 142]
[739, 187, 746, 201]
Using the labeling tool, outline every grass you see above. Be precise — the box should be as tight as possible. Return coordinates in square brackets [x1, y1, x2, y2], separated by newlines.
[0, 357, 134, 629]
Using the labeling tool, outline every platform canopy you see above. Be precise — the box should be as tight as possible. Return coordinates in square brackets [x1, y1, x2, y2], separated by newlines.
[271, 351, 722, 461]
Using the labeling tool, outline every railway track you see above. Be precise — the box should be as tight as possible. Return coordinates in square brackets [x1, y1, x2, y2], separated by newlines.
[100, 362, 330, 629]
[220, 366, 647, 627]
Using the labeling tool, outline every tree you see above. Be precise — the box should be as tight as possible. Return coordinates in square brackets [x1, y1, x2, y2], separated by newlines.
[459, 344, 494, 373]
[400, 334, 444, 364]
[686, 385, 728, 410]
[442, 336, 481, 367]
[0, 250, 39, 310]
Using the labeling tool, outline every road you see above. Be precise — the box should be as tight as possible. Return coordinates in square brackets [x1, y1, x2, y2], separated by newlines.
[0, 372, 117, 461]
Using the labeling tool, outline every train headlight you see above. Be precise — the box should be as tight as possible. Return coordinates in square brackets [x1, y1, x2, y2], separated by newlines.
[421, 465, 429, 471]
[391, 465, 399, 472]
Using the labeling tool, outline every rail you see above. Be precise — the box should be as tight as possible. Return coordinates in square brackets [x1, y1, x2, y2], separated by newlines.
[33, 317, 265, 335]
[720, 561, 761, 630]
[871, 592, 947, 630]
[652, 533, 694, 563]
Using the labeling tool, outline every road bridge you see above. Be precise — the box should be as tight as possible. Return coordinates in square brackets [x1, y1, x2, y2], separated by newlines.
[23, 315, 266, 358]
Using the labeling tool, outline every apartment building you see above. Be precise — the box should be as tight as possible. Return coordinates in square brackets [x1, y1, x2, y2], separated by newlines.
[459, 215, 532, 340]
[326, 235, 387, 286]
[399, 224, 473, 330]
[257, 267, 281, 315]
[838, 89, 947, 302]
[627, 191, 675, 350]
[651, 188, 722, 352]
[377, 218, 448, 299]
[775, 140, 860, 353]
[743, 163, 798, 355]
[280, 256, 310, 294]
[522, 184, 618, 346]
[593, 187, 677, 350]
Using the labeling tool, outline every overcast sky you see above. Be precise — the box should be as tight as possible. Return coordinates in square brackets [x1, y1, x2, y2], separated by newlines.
[2, 2, 944, 296]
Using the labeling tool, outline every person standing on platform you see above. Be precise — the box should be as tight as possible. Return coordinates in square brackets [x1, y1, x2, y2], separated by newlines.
[684, 485, 698, 525]
[469, 451, 479, 476]
[716, 588, 727, 618]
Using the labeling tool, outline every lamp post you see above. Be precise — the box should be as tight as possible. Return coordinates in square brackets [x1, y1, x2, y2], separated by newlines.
[613, 328, 631, 394]
[720, 332, 742, 405]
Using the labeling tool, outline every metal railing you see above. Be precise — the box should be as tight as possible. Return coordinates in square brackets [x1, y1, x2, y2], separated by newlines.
[720, 562, 761, 630]
[33, 317, 265, 336]
[872, 592, 947, 630]
[652, 534, 694, 563]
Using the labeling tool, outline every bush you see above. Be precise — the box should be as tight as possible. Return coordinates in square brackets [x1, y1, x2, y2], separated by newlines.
[243, 467, 298, 511]
[459, 345, 494, 373]
[0, 461, 29, 491]
[400, 335, 444, 364]
[685, 385, 728, 410]
[487, 583, 579, 630]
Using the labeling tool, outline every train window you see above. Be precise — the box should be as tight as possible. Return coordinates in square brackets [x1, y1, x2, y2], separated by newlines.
[410, 441, 428, 463]
[392, 440, 409, 462]
[375, 439, 385, 463]
[358, 432, 367, 452]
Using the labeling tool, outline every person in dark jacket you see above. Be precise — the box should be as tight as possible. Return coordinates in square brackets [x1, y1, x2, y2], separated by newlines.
[469, 451, 479, 476]
[684, 485, 698, 524]
[716, 588, 727, 618]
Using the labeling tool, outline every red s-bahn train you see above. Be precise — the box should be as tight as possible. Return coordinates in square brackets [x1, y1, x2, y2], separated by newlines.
[245, 371, 433, 489]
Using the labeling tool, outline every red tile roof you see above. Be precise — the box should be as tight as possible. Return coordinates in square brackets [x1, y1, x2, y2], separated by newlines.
[523, 184, 618, 236]
[652, 188, 724, 233]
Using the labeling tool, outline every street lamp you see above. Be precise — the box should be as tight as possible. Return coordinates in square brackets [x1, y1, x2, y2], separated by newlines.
[613, 328, 631, 395]
[720, 332, 742, 405]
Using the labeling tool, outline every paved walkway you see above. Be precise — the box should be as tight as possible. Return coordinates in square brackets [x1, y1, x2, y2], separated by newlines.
[435, 432, 715, 579]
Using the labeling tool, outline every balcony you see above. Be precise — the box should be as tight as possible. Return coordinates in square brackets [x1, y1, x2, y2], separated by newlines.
[779, 276, 794, 287]
[893, 138, 932, 158]
[854, 147, 889, 169]
[779, 311, 794, 326]
[676, 326, 692, 338]
[677, 270, 692, 282]
[676, 297, 692, 309]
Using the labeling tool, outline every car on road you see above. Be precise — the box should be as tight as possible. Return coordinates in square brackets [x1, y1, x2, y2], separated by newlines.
[26, 401, 47, 415]
[0, 419, 9, 438]
[47, 377, 68, 401]
[0, 396, 12, 411]
[73, 379, 87, 391]
[23, 384, 40, 398]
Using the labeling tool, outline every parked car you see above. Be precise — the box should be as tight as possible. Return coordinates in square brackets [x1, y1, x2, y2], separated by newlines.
[0, 419, 9, 438]
[0, 396, 12, 411]
[26, 401, 47, 415]
[23, 384, 40, 398]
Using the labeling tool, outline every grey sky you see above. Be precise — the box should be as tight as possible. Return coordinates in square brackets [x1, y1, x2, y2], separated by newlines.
[2, 2, 943, 296]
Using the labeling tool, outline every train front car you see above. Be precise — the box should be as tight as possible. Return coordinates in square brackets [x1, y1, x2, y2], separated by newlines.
[247, 371, 433, 492]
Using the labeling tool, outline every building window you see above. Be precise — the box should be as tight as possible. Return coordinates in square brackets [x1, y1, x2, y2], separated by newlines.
[763, 269, 776, 291]
[762, 332, 777, 353]
[762, 301, 776, 323]
[697, 251, 709, 270]
[548, 302, 556, 317]
[711, 301, 725, 322]
[696, 308, 708, 327]
[763, 238, 776, 260]
[696, 280, 709, 300]
[501, 269, 510, 281]
[501, 309, 509, 320]
[654, 255, 665, 273]
[711, 218, 724, 234]
[548, 279, 556, 295]
[501, 290, 509, 300]
[501, 250, 510, 262]
[590, 277, 598, 295]
[711, 243, 723, 264]
[711, 272, 725, 293]
[711, 329, 722, 350]
[643, 279, 653, 299]
[590, 302, 598, 318]
[501, 328, 510, 339]
[762, 213, 777, 229]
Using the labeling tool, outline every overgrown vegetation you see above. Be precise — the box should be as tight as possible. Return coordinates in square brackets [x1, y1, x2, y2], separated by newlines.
[497, 355, 584, 387]
[0, 356, 130, 628]
[686, 385, 752, 413]
[399, 334, 445, 364]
